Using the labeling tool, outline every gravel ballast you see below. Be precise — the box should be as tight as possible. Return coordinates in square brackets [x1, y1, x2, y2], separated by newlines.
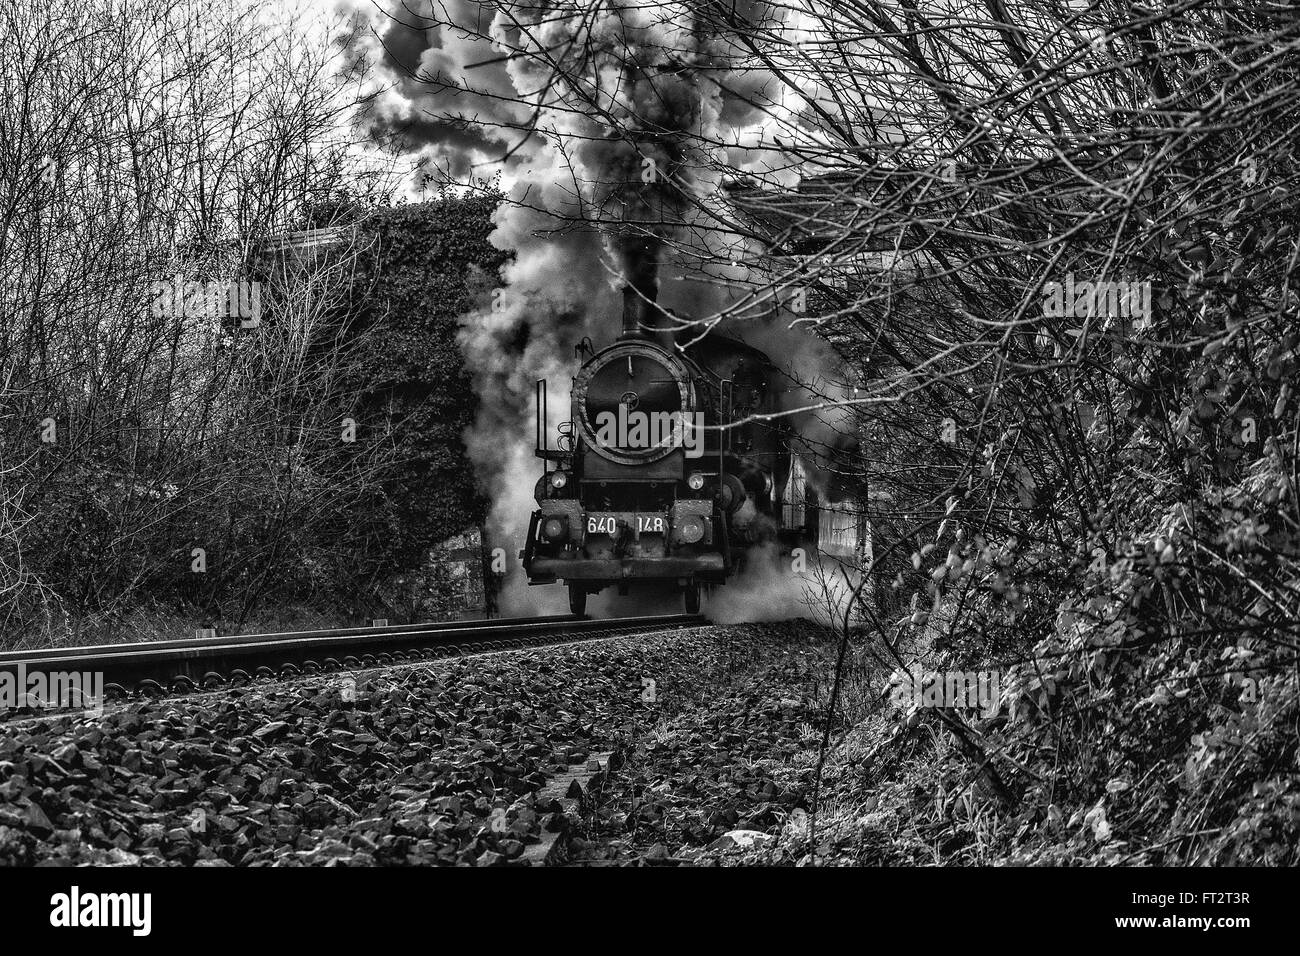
[0, 621, 836, 866]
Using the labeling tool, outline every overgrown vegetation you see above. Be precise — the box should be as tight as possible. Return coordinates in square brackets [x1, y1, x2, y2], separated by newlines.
[0, 1, 494, 645]
[331, 196, 503, 572]
[791, 1, 1300, 867]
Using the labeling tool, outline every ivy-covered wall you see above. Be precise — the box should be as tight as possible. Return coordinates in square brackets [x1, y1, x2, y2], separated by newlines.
[341, 194, 506, 572]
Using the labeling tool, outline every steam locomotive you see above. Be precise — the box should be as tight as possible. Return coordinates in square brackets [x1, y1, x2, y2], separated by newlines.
[521, 287, 808, 614]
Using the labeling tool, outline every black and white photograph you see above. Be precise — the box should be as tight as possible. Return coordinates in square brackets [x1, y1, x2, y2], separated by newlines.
[0, 0, 1294, 933]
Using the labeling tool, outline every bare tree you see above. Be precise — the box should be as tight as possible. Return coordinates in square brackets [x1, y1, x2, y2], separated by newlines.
[0, 0, 405, 644]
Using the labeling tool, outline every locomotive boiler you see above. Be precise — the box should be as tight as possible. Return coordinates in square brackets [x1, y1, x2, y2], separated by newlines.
[521, 287, 805, 614]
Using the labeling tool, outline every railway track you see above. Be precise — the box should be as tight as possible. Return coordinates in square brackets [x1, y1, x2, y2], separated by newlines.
[0, 613, 707, 707]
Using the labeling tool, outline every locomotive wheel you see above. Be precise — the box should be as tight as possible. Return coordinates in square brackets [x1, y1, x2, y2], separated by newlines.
[684, 583, 701, 615]
[568, 586, 587, 616]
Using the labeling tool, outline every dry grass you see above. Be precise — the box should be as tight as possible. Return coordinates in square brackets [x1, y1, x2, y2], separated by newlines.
[5, 601, 354, 651]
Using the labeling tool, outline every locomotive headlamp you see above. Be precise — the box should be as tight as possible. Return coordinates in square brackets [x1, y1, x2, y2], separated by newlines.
[542, 517, 568, 541]
[679, 515, 705, 544]
[549, 471, 569, 490]
[687, 473, 706, 491]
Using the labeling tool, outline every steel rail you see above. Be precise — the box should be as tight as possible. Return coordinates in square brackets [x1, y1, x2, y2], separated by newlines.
[0, 614, 708, 705]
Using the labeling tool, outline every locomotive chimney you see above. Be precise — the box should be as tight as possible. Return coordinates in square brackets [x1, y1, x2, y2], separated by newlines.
[621, 285, 645, 339]
[617, 235, 667, 343]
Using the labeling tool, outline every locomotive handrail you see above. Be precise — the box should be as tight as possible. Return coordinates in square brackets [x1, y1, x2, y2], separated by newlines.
[535, 378, 552, 468]
[536, 378, 545, 457]
[720, 378, 732, 475]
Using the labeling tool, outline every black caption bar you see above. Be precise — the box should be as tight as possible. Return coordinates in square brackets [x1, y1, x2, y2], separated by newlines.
[0, 866, 1280, 945]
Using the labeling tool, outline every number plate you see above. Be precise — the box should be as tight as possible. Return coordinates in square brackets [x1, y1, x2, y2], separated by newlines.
[585, 513, 667, 535]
